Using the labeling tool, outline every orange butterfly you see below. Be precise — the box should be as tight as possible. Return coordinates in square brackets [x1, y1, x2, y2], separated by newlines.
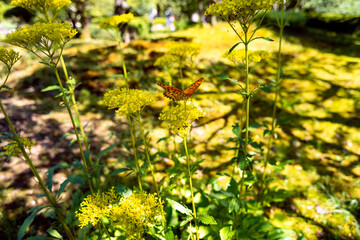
[157, 78, 204, 101]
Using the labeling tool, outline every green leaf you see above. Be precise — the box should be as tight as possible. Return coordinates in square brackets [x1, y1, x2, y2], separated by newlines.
[163, 184, 176, 192]
[1, 85, 12, 90]
[232, 122, 241, 138]
[228, 42, 242, 54]
[238, 155, 248, 170]
[25, 237, 53, 240]
[41, 85, 61, 92]
[57, 175, 86, 198]
[198, 214, 217, 225]
[47, 228, 63, 239]
[166, 198, 192, 216]
[111, 168, 132, 176]
[46, 163, 69, 193]
[251, 36, 274, 42]
[220, 226, 235, 240]
[66, 79, 76, 85]
[164, 229, 175, 240]
[218, 73, 229, 80]
[191, 158, 206, 173]
[18, 206, 49, 240]
[156, 137, 168, 143]
[114, 185, 132, 198]
[180, 215, 193, 227]
[226, 177, 239, 196]
[229, 197, 240, 214]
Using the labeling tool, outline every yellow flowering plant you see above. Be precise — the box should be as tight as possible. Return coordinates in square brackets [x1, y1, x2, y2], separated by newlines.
[111, 191, 165, 239]
[99, 13, 135, 30]
[10, 0, 72, 22]
[4, 22, 77, 66]
[103, 88, 156, 119]
[3, 136, 36, 158]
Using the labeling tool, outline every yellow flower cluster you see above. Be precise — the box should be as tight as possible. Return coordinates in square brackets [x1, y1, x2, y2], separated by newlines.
[103, 88, 156, 118]
[159, 103, 205, 138]
[0, 47, 21, 70]
[205, 0, 279, 23]
[154, 55, 176, 68]
[10, 0, 71, 13]
[4, 137, 36, 157]
[76, 187, 120, 228]
[111, 191, 164, 239]
[165, 41, 200, 61]
[4, 22, 77, 54]
[224, 49, 272, 64]
[99, 13, 135, 29]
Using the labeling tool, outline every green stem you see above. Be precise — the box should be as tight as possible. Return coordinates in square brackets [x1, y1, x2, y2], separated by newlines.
[0, 101, 75, 240]
[116, 28, 128, 89]
[260, 0, 285, 205]
[234, 26, 250, 236]
[0, 71, 11, 90]
[136, 114, 159, 196]
[53, 67, 94, 193]
[129, 117, 143, 191]
[183, 138, 199, 240]
[59, 56, 98, 186]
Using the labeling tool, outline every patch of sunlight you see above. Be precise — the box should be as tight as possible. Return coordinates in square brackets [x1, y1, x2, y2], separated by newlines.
[269, 207, 321, 240]
[293, 103, 329, 118]
[294, 187, 359, 238]
[272, 164, 318, 191]
[323, 97, 355, 115]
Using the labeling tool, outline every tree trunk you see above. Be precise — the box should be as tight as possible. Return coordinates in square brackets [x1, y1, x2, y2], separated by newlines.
[67, 0, 91, 40]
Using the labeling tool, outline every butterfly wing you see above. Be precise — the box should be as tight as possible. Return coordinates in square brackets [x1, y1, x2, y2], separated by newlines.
[157, 82, 190, 101]
[183, 78, 204, 95]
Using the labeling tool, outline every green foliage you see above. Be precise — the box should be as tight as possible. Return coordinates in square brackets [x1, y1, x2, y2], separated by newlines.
[130, 16, 150, 39]
[303, 0, 360, 16]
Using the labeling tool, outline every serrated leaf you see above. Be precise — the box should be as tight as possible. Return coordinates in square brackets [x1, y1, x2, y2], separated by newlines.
[18, 206, 49, 240]
[220, 226, 235, 240]
[198, 214, 217, 225]
[167, 198, 192, 216]
[41, 85, 61, 92]
[47, 228, 63, 239]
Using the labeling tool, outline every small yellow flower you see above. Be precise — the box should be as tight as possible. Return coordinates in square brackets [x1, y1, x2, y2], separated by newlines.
[224, 49, 272, 64]
[154, 54, 177, 68]
[4, 22, 77, 57]
[4, 137, 36, 157]
[111, 191, 164, 239]
[165, 41, 200, 61]
[103, 88, 156, 118]
[205, 0, 279, 24]
[159, 103, 205, 138]
[10, 0, 71, 14]
[0, 47, 21, 70]
[99, 13, 135, 30]
[76, 187, 120, 228]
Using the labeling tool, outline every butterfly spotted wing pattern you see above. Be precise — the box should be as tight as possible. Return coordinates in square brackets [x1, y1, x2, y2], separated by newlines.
[157, 78, 204, 101]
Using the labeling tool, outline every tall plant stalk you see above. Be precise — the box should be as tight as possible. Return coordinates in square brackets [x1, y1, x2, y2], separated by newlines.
[137, 114, 159, 196]
[183, 139, 199, 240]
[259, 0, 301, 204]
[0, 100, 75, 240]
